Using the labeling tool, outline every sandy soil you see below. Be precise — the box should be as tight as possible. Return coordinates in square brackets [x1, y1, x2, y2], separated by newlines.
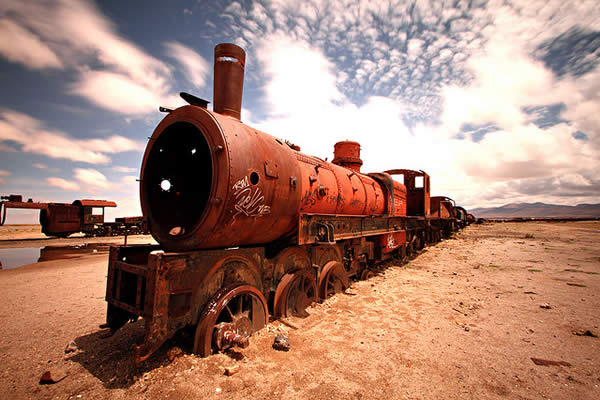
[0, 221, 598, 399]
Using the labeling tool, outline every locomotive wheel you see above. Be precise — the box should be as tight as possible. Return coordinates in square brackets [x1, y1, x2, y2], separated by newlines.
[360, 269, 375, 280]
[414, 235, 423, 251]
[193, 283, 268, 357]
[273, 246, 311, 284]
[273, 269, 318, 318]
[318, 261, 349, 300]
[406, 240, 415, 257]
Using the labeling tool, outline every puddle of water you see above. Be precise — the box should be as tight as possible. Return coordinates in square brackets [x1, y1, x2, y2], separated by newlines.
[0, 247, 41, 270]
[0, 243, 110, 270]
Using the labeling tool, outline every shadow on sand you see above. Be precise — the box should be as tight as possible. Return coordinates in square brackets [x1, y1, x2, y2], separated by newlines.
[67, 320, 194, 389]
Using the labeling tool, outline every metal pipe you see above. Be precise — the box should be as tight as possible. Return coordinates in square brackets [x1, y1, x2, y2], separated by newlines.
[213, 43, 246, 119]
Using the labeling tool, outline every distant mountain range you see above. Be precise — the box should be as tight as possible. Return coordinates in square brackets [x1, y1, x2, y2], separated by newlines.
[469, 202, 600, 218]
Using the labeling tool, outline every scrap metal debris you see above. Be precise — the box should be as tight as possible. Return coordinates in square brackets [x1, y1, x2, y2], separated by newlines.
[272, 334, 290, 351]
[531, 358, 571, 367]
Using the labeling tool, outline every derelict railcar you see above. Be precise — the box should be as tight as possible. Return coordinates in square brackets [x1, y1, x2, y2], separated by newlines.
[0, 195, 149, 237]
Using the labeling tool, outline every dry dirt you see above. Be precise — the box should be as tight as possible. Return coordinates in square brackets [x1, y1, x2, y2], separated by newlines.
[0, 221, 599, 399]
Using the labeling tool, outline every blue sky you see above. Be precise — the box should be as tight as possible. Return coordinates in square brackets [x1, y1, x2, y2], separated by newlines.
[1, 0, 599, 223]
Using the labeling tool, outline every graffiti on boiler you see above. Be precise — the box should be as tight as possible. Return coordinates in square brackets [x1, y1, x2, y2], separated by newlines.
[232, 176, 271, 219]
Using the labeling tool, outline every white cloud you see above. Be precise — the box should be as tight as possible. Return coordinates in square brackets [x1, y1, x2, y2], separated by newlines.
[0, 0, 180, 115]
[47, 177, 80, 191]
[164, 41, 209, 88]
[257, 34, 344, 117]
[0, 19, 62, 69]
[441, 37, 558, 134]
[407, 38, 425, 59]
[112, 166, 137, 173]
[70, 70, 168, 115]
[120, 175, 138, 185]
[0, 109, 143, 164]
[32, 163, 47, 169]
[74, 168, 111, 190]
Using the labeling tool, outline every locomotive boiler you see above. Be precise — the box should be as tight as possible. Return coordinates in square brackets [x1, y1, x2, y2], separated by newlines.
[104, 43, 471, 362]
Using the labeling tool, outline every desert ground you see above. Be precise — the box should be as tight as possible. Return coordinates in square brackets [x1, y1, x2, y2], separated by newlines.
[0, 221, 598, 399]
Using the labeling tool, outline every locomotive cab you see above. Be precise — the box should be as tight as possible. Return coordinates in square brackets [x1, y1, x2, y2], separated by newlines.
[384, 169, 430, 217]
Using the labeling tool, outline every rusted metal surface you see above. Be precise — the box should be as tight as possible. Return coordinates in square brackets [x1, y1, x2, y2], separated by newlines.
[273, 268, 317, 318]
[298, 213, 423, 245]
[213, 43, 245, 120]
[430, 196, 455, 219]
[1, 195, 115, 237]
[72, 200, 117, 208]
[385, 169, 430, 217]
[318, 261, 349, 299]
[455, 206, 468, 228]
[466, 213, 475, 224]
[0, 194, 150, 237]
[193, 283, 267, 357]
[332, 140, 363, 172]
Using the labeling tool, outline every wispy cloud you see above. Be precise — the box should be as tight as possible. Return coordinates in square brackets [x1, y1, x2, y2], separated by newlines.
[47, 167, 133, 194]
[112, 166, 137, 173]
[0, 18, 62, 69]
[0, 0, 182, 114]
[47, 177, 79, 191]
[164, 41, 209, 88]
[32, 163, 47, 170]
[0, 109, 144, 164]
[74, 168, 111, 190]
[0, 169, 11, 184]
[0, 143, 17, 152]
[120, 175, 138, 185]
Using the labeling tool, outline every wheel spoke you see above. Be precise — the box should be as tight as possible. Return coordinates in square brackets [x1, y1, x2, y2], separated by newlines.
[237, 294, 243, 314]
[224, 305, 234, 321]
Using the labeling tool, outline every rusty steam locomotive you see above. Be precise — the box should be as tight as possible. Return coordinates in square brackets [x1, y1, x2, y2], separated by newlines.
[104, 43, 473, 361]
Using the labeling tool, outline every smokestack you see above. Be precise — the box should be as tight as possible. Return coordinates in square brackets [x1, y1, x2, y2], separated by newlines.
[213, 43, 246, 120]
[332, 141, 363, 172]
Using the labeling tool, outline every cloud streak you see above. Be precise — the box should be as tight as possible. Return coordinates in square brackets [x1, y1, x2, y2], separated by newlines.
[164, 41, 210, 88]
[0, 169, 10, 184]
[47, 177, 79, 191]
[0, 0, 187, 114]
[0, 109, 143, 164]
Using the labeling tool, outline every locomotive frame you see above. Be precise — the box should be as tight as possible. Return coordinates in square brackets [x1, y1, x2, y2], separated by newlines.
[103, 43, 473, 362]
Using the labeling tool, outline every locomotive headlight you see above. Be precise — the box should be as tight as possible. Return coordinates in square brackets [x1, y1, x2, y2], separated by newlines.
[160, 179, 172, 192]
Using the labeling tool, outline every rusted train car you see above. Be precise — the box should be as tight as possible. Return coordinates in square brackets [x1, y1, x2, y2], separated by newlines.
[104, 43, 472, 361]
[0, 195, 148, 237]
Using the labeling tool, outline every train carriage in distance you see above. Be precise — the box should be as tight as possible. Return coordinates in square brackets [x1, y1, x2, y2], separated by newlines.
[103, 43, 472, 362]
[0, 195, 148, 237]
